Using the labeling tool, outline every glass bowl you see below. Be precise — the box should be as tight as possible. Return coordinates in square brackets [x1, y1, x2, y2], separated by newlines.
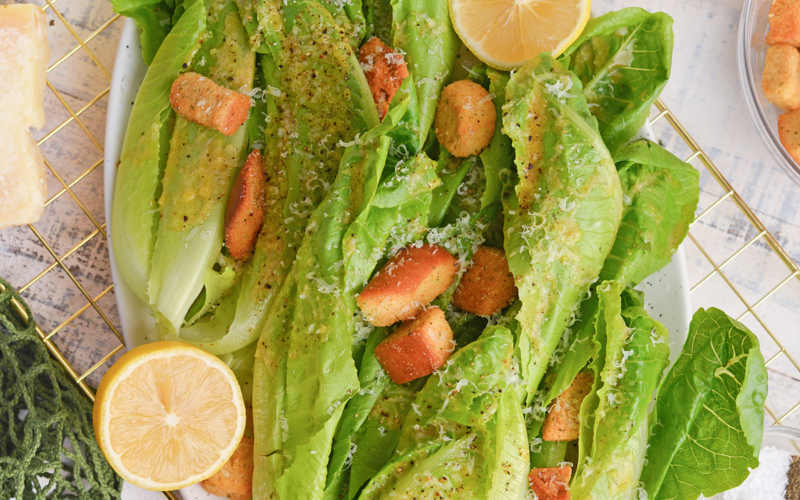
[738, 0, 800, 185]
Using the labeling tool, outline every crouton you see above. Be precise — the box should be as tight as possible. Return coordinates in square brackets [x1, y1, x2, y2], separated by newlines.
[200, 436, 254, 500]
[169, 72, 251, 136]
[225, 150, 266, 260]
[453, 246, 517, 316]
[374, 306, 454, 384]
[768, 0, 800, 47]
[434, 80, 496, 157]
[763, 44, 800, 110]
[357, 244, 459, 327]
[542, 372, 593, 442]
[779, 109, 800, 164]
[529, 465, 572, 500]
[359, 37, 410, 121]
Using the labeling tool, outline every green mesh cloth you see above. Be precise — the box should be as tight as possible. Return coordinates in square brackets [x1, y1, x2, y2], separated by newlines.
[0, 277, 123, 499]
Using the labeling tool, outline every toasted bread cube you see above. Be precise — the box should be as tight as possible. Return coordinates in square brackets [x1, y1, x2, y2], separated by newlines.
[434, 80, 496, 157]
[359, 37, 410, 121]
[763, 44, 800, 110]
[200, 436, 254, 500]
[779, 109, 800, 164]
[768, 0, 800, 46]
[169, 72, 251, 136]
[542, 372, 593, 442]
[374, 307, 454, 384]
[357, 244, 458, 327]
[529, 465, 572, 500]
[453, 246, 517, 316]
[225, 150, 266, 260]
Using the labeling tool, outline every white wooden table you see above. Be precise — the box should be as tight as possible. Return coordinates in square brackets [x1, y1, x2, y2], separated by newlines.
[1, 0, 799, 430]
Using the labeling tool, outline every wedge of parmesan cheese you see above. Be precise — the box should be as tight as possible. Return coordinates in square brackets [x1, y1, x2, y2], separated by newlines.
[0, 4, 49, 128]
[0, 125, 47, 229]
[0, 4, 49, 229]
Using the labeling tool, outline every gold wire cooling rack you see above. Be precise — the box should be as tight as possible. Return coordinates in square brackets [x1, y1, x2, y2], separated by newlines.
[1, 0, 800, 495]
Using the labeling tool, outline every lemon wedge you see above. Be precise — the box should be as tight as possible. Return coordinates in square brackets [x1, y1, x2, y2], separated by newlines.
[449, 0, 592, 70]
[93, 341, 246, 491]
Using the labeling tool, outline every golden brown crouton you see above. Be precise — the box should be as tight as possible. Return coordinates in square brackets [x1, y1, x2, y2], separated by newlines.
[452, 246, 517, 316]
[200, 436, 254, 500]
[768, 0, 800, 46]
[169, 72, 251, 136]
[434, 80, 496, 157]
[529, 465, 572, 500]
[542, 372, 593, 442]
[357, 244, 459, 327]
[374, 306, 454, 384]
[763, 44, 800, 110]
[359, 37, 410, 121]
[225, 150, 266, 260]
[779, 109, 800, 164]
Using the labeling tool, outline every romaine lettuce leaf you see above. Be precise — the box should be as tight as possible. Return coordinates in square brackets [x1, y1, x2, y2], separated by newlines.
[110, 0, 179, 65]
[479, 68, 512, 210]
[391, 0, 461, 145]
[363, 0, 392, 44]
[147, 0, 255, 334]
[599, 139, 699, 287]
[559, 7, 674, 152]
[571, 283, 670, 499]
[640, 308, 768, 500]
[176, 2, 380, 355]
[502, 54, 623, 403]
[253, 86, 440, 500]
[268, 135, 392, 500]
[110, 0, 205, 303]
[357, 325, 528, 500]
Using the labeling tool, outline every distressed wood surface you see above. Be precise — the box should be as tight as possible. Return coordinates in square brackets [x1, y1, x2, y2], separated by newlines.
[0, 0, 799, 431]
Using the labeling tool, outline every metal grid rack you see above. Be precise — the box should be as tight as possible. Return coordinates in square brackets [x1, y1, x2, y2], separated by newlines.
[1, 0, 799, 495]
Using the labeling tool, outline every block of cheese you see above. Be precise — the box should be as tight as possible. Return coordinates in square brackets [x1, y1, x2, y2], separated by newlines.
[0, 4, 49, 128]
[0, 125, 47, 229]
[0, 4, 49, 229]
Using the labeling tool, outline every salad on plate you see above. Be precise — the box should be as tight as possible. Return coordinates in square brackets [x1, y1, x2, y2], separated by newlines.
[100, 0, 769, 498]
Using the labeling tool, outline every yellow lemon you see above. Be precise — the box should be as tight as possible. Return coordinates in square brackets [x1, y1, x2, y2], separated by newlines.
[93, 341, 246, 491]
[449, 0, 592, 70]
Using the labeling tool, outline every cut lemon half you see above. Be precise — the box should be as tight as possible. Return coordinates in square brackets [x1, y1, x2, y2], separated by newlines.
[93, 341, 246, 491]
[449, 0, 592, 70]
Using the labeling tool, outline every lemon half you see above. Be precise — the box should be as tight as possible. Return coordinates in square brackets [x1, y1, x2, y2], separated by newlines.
[93, 341, 246, 491]
[450, 0, 592, 70]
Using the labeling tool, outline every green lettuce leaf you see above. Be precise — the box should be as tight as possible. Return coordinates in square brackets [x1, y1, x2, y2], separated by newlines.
[183, 264, 237, 325]
[571, 283, 670, 499]
[110, 0, 205, 303]
[269, 135, 391, 500]
[363, 0, 392, 44]
[559, 7, 674, 152]
[253, 87, 439, 500]
[324, 327, 390, 499]
[599, 139, 699, 287]
[147, 0, 255, 334]
[176, 2, 380, 355]
[357, 326, 528, 500]
[110, 0, 177, 65]
[391, 0, 460, 145]
[479, 68, 512, 210]
[502, 54, 623, 403]
[640, 308, 768, 500]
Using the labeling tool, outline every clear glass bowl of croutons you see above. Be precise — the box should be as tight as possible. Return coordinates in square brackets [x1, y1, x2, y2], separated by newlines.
[739, 0, 800, 184]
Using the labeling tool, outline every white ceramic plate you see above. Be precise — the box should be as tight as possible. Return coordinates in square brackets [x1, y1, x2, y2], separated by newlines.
[104, 18, 692, 499]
